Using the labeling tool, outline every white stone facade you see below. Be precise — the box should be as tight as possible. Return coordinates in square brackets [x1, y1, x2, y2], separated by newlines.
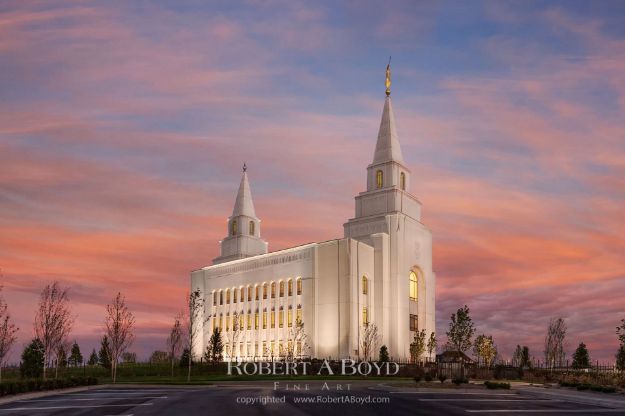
[191, 94, 436, 361]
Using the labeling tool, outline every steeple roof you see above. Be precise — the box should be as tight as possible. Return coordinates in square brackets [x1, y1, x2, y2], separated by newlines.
[372, 96, 404, 165]
[231, 168, 256, 218]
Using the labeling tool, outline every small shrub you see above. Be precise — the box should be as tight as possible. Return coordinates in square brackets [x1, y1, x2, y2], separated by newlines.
[424, 373, 433, 382]
[484, 381, 511, 390]
[438, 374, 447, 383]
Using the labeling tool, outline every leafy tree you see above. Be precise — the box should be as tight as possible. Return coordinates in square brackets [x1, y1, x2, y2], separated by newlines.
[571, 342, 590, 369]
[427, 332, 437, 359]
[445, 305, 475, 354]
[69, 341, 83, 366]
[204, 327, 223, 364]
[150, 350, 169, 363]
[544, 317, 566, 368]
[473, 334, 497, 367]
[57, 345, 68, 368]
[410, 329, 426, 363]
[513, 345, 531, 368]
[99, 335, 112, 370]
[87, 349, 98, 365]
[378, 345, 389, 362]
[121, 351, 136, 363]
[616, 345, 625, 372]
[20, 338, 44, 379]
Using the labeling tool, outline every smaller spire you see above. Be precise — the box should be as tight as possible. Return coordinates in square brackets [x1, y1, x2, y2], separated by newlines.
[385, 56, 391, 96]
[232, 167, 256, 218]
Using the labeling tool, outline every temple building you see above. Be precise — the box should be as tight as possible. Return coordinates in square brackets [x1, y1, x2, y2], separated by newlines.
[191, 68, 436, 361]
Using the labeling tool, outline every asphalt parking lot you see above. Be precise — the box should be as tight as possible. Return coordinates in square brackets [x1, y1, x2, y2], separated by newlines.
[0, 382, 624, 415]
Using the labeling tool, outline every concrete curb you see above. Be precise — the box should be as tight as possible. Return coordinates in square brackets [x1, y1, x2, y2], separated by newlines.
[0, 384, 104, 406]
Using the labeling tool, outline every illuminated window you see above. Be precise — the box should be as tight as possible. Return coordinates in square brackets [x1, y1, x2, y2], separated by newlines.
[287, 307, 293, 327]
[262, 310, 267, 329]
[270, 310, 275, 328]
[296, 306, 302, 323]
[271, 282, 276, 298]
[262, 341, 266, 357]
[400, 172, 406, 190]
[409, 271, 418, 301]
[362, 275, 368, 295]
[225, 314, 230, 331]
[231, 220, 237, 235]
[376, 170, 383, 189]
[247, 286, 252, 302]
[362, 307, 368, 325]
[240, 288, 244, 302]
[247, 313, 251, 330]
[239, 313, 244, 329]
[254, 311, 259, 329]
[219, 291, 223, 305]
[255, 285, 260, 301]
[255, 342, 259, 356]
[279, 308, 284, 328]
[297, 278, 302, 295]
[270, 341, 275, 356]
[249, 220, 255, 235]
[279, 281, 284, 297]
[226, 289, 230, 304]
[296, 341, 302, 356]
[288, 279, 293, 296]
[233, 288, 238, 303]
[263, 284, 267, 299]
[410, 314, 418, 331]
[213, 292, 217, 306]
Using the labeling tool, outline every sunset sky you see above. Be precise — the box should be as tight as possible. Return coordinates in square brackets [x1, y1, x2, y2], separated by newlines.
[1, 0, 625, 363]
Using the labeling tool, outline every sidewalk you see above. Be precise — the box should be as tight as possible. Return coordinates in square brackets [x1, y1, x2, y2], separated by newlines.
[0, 384, 103, 406]
[517, 385, 625, 409]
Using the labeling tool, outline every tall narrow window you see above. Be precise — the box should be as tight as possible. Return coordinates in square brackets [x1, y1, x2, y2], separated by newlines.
[376, 170, 383, 189]
[255, 285, 259, 300]
[297, 278, 302, 295]
[409, 271, 418, 301]
[362, 275, 368, 295]
[219, 291, 223, 305]
[249, 220, 255, 235]
[288, 279, 293, 296]
[219, 314, 223, 329]
[400, 172, 406, 190]
[231, 220, 237, 235]
[296, 306, 302, 323]
[263, 283, 267, 299]
[225, 314, 230, 331]
[213, 292, 217, 306]
[279, 281, 285, 297]
[262, 310, 267, 329]
[233, 288, 238, 303]
[239, 313, 244, 329]
[271, 282, 276, 298]
[247, 286, 252, 302]
[262, 341, 266, 357]
[270, 309, 275, 328]
[247, 313, 251, 330]
[240, 287, 244, 302]
[362, 307, 368, 325]
[254, 311, 259, 329]
[279, 309, 284, 328]
[410, 314, 418, 331]
[226, 289, 230, 304]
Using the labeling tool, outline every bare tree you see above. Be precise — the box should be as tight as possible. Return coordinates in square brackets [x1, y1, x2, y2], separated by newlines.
[360, 323, 379, 361]
[544, 317, 566, 368]
[427, 332, 437, 360]
[224, 311, 242, 360]
[410, 329, 427, 363]
[166, 313, 183, 378]
[34, 282, 74, 379]
[285, 318, 310, 361]
[105, 292, 135, 383]
[0, 287, 19, 383]
[186, 289, 207, 382]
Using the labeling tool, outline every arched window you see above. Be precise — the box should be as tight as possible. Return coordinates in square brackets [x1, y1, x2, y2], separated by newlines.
[219, 291, 223, 305]
[233, 288, 238, 303]
[249, 220, 255, 235]
[254, 311, 259, 329]
[247, 286, 252, 302]
[376, 170, 383, 189]
[219, 313, 223, 329]
[246, 313, 251, 330]
[279, 281, 285, 297]
[225, 313, 230, 331]
[362, 307, 368, 325]
[400, 172, 406, 190]
[296, 278, 302, 295]
[362, 275, 368, 295]
[287, 307, 293, 327]
[409, 271, 418, 301]
[270, 309, 275, 328]
[296, 305, 302, 323]
[279, 307, 284, 328]
[262, 310, 267, 329]
[263, 283, 268, 299]
[231, 220, 237, 235]
[213, 291, 217, 306]
[271, 282, 276, 298]
[226, 289, 230, 304]
[288, 279, 293, 296]
[240, 287, 244, 302]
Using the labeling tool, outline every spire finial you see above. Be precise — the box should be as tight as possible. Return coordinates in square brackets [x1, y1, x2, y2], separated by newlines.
[243, 162, 247, 172]
[385, 56, 392, 96]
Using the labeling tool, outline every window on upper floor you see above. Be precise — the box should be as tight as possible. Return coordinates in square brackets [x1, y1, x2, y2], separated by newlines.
[410, 314, 418, 331]
[213, 292, 217, 306]
[263, 283, 267, 299]
[271, 282, 276, 298]
[226, 289, 230, 304]
[400, 172, 406, 190]
[297, 278, 302, 295]
[288, 279, 293, 296]
[409, 271, 418, 301]
[376, 170, 383, 189]
[249, 220, 255, 235]
[231, 220, 237, 235]
[233, 288, 238, 303]
[240, 287, 244, 302]
[247, 286, 252, 302]
[219, 291, 223, 305]
[362, 307, 368, 326]
[362, 275, 368, 295]
[279, 281, 285, 297]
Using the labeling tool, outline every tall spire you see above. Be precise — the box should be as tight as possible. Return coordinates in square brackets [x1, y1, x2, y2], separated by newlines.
[372, 95, 404, 164]
[232, 164, 256, 217]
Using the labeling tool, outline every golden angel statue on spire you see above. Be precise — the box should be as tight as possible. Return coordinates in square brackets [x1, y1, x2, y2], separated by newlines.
[385, 57, 391, 96]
